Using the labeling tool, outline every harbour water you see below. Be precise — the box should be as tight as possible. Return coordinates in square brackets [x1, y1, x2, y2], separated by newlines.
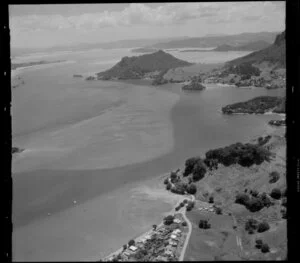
[12, 48, 285, 261]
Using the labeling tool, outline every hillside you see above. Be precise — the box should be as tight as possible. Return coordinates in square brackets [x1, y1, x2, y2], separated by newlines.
[149, 32, 278, 49]
[187, 133, 286, 260]
[227, 31, 285, 66]
[222, 96, 285, 114]
[97, 50, 193, 80]
[213, 41, 270, 52]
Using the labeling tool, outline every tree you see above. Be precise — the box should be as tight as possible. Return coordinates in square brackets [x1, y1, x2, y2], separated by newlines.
[246, 197, 264, 212]
[209, 196, 214, 204]
[192, 160, 207, 182]
[163, 178, 169, 185]
[166, 183, 171, 190]
[123, 244, 127, 251]
[235, 193, 250, 206]
[186, 201, 195, 211]
[215, 207, 222, 215]
[152, 224, 157, 230]
[186, 184, 197, 195]
[255, 239, 263, 249]
[245, 218, 258, 232]
[270, 188, 281, 199]
[269, 171, 280, 183]
[257, 222, 270, 233]
[183, 157, 201, 177]
[128, 239, 135, 246]
[164, 215, 174, 225]
[182, 221, 187, 227]
[251, 190, 259, 197]
[261, 243, 270, 253]
[199, 219, 211, 229]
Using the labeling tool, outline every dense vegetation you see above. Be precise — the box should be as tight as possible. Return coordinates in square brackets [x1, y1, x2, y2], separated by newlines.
[163, 215, 174, 225]
[198, 220, 211, 229]
[204, 142, 272, 168]
[235, 191, 273, 212]
[183, 157, 207, 181]
[222, 96, 285, 114]
[97, 50, 192, 80]
[223, 63, 261, 78]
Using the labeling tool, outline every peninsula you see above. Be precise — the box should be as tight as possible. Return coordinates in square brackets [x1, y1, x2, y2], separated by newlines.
[221, 96, 285, 115]
[96, 50, 193, 81]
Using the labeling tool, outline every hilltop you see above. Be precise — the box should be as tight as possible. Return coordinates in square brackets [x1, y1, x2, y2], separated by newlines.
[97, 50, 193, 80]
[213, 40, 270, 52]
[228, 31, 285, 67]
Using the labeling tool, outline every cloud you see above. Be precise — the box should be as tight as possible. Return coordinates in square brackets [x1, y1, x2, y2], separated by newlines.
[10, 2, 285, 33]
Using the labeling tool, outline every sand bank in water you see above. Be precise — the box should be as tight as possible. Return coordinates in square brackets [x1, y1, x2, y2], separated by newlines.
[12, 83, 179, 173]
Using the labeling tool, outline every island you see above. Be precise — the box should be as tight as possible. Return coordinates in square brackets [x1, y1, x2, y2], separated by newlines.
[73, 74, 83, 78]
[96, 50, 193, 83]
[181, 76, 205, 91]
[221, 96, 285, 115]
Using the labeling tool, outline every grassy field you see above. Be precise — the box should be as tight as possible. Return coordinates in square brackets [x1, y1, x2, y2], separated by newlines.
[184, 129, 287, 260]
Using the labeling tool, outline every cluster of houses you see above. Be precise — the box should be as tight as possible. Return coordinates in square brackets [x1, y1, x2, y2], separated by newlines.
[104, 215, 186, 262]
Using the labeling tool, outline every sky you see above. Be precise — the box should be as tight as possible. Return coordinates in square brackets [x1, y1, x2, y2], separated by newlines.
[9, 2, 285, 49]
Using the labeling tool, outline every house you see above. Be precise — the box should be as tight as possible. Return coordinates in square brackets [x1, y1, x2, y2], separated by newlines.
[129, 246, 138, 252]
[170, 234, 178, 239]
[174, 218, 181, 224]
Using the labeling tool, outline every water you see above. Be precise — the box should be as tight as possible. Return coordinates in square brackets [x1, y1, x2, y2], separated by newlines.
[12, 48, 285, 261]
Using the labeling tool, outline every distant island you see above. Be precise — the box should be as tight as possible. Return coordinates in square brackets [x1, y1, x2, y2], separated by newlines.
[96, 50, 193, 82]
[213, 40, 270, 52]
[222, 96, 285, 115]
[182, 76, 205, 91]
[73, 74, 83, 78]
[11, 60, 66, 70]
[131, 47, 158, 53]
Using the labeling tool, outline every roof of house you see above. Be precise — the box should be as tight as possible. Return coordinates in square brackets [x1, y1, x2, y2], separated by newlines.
[129, 246, 138, 251]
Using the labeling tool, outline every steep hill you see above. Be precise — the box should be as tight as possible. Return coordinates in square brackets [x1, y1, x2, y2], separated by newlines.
[97, 50, 193, 80]
[227, 31, 285, 66]
[214, 40, 270, 51]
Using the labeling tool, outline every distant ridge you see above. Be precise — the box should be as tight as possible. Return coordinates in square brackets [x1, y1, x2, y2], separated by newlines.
[148, 31, 279, 49]
[227, 31, 285, 66]
[97, 50, 193, 80]
[213, 40, 270, 51]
